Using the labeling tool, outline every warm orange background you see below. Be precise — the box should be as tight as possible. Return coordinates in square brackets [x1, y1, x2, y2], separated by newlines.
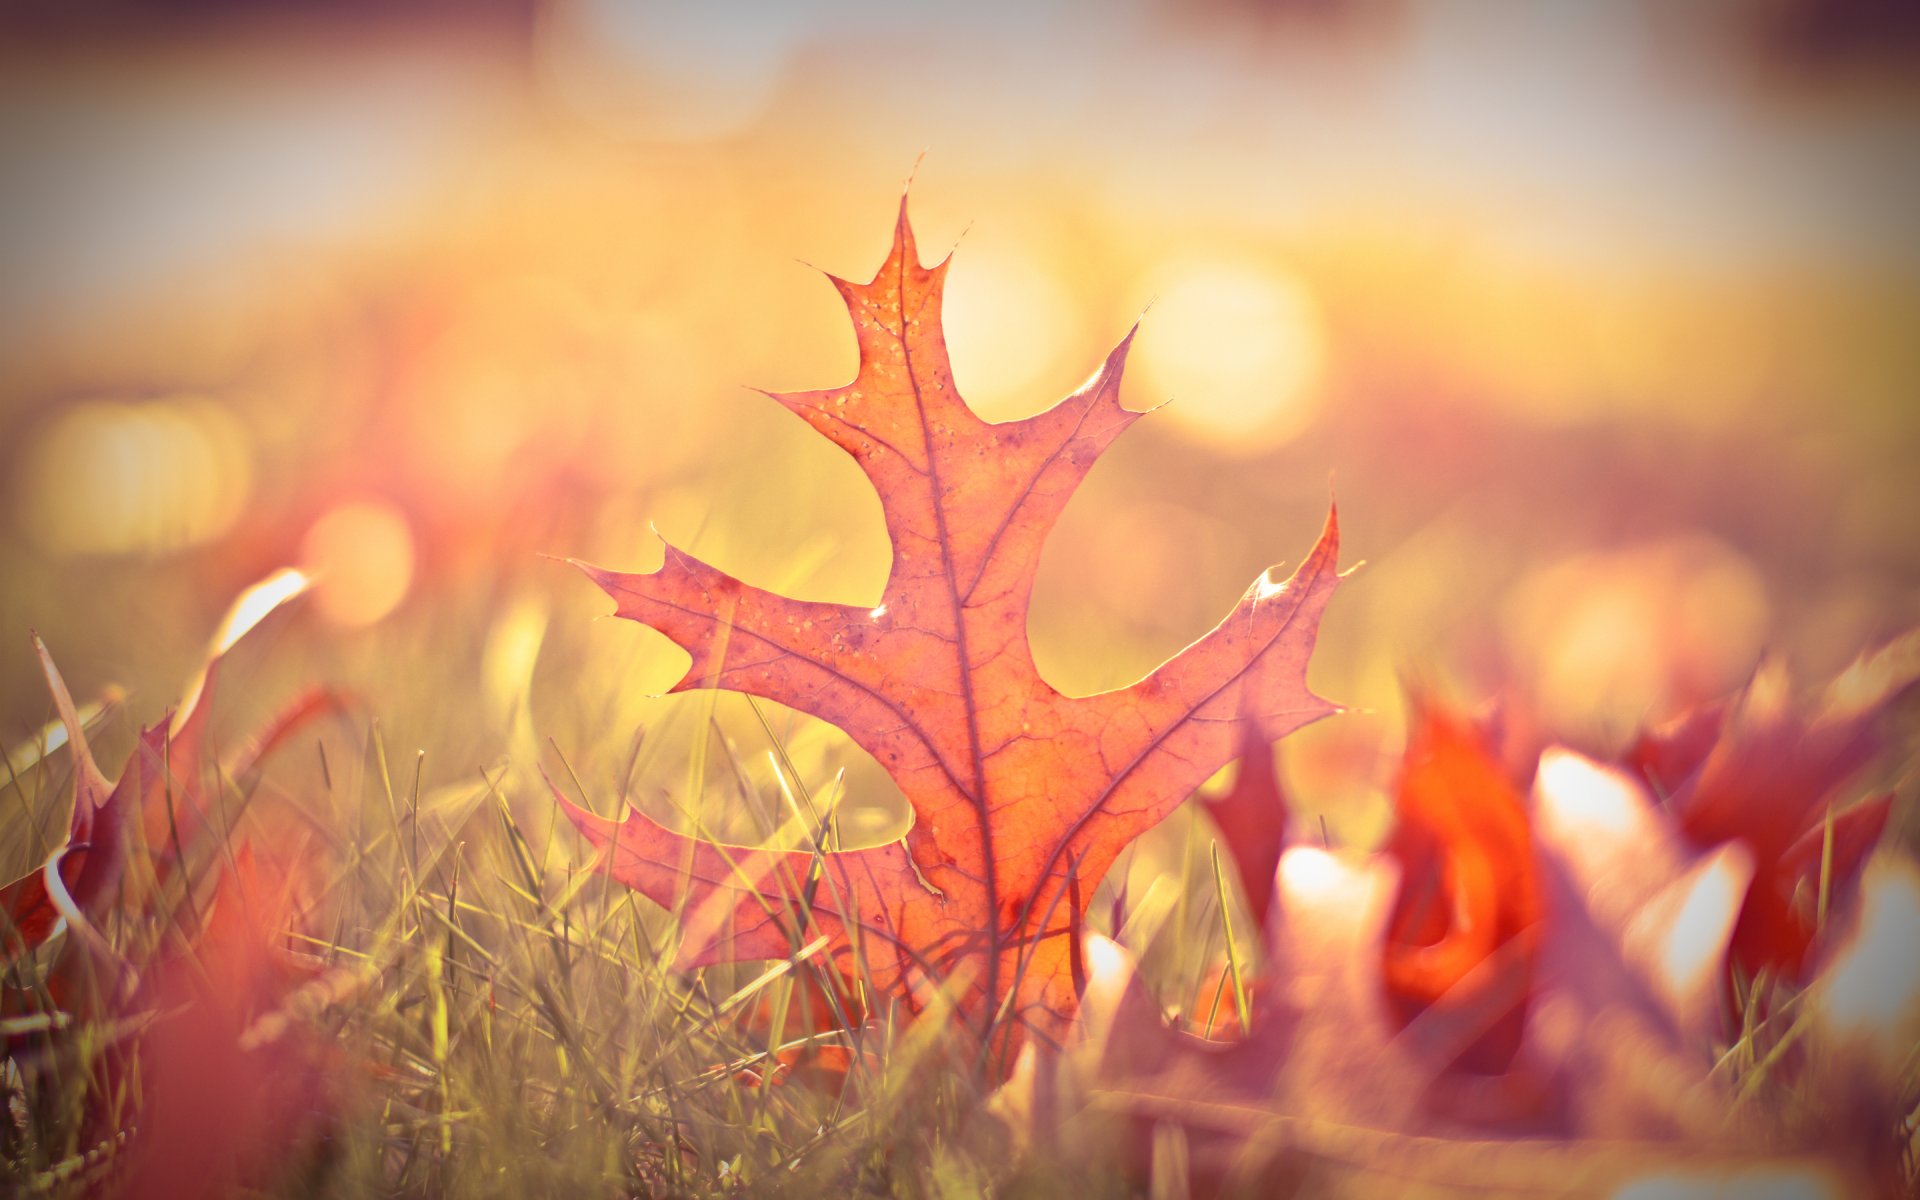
[2, 1, 1916, 850]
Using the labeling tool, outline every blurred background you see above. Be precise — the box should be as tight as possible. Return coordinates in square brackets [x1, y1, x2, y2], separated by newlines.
[2, 0, 1917, 852]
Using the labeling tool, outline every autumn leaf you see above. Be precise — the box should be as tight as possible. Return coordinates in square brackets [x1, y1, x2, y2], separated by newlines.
[1023, 747, 1895, 1197]
[3, 574, 363, 1192]
[0, 636, 133, 960]
[1380, 699, 1540, 1075]
[117, 844, 357, 1200]
[556, 195, 1343, 1064]
[1625, 628, 1919, 984]
[1, 569, 316, 965]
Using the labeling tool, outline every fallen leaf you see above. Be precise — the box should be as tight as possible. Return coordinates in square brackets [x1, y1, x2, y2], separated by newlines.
[557, 195, 1343, 1065]
[729, 965, 867, 1093]
[1624, 628, 1919, 983]
[1, 570, 316, 965]
[0, 638, 133, 958]
[1380, 699, 1540, 1074]
[2, 575, 358, 1192]
[1026, 749, 1887, 1196]
[116, 844, 353, 1200]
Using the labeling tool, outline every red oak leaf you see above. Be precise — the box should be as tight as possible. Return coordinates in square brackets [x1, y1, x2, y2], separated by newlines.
[1380, 700, 1540, 1074]
[557, 196, 1343, 1064]
[1, 570, 317, 965]
[1625, 628, 1918, 983]
[1018, 748, 1890, 1197]
[729, 967, 867, 1092]
[0, 637, 134, 958]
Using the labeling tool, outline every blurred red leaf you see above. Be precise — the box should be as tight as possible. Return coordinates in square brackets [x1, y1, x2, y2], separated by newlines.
[1018, 746, 1894, 1196]
[0, 575, 363, 1199]
[1380, 700, 1540, 1074]
[2, 573, 322, 966]
[0, 638, 136, 957]
[117, 845, 353, 1200]
[556, 196, 1343, 1066]
[1625, 628, 1918, 982]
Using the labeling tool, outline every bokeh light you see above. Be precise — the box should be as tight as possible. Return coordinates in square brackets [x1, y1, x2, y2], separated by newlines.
[1503, 537, 1772, 734]
[1132, 258, 1327, 451]
[14, 397, 252, 556]
[940, 235, 1082, 420]
[300, 500, 417, 629]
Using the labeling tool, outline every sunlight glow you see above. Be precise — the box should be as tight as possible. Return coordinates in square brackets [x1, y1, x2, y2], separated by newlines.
[1135, 259, 1326, 453]
[1278, 846, 1353, 903]
[941, 238, 1080, 420]
[301, 500, 416, 628]
[1253, 567, 1291, 602]
[1630, 846, 1751, 1018]
[15, 397, 252, 556]
[175, 567, 312, 735]
[32, 717, 68, 759]
[483, 596, 551, 729]
[1082, 931, 1130, 988]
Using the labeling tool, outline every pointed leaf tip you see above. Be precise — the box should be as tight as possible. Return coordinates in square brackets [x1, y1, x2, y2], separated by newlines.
[890, 191, 921, 270]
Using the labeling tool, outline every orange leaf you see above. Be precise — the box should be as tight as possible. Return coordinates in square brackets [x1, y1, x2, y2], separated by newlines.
[1054, 765, 1856, 1195]
[558, 196, 1342, 1064]
[1380, 701, 1540, 1074]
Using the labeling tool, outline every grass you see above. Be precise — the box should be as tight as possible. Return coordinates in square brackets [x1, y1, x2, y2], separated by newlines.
[1, 604, 1916, 1198]
[0, 662, 1246, 1198]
